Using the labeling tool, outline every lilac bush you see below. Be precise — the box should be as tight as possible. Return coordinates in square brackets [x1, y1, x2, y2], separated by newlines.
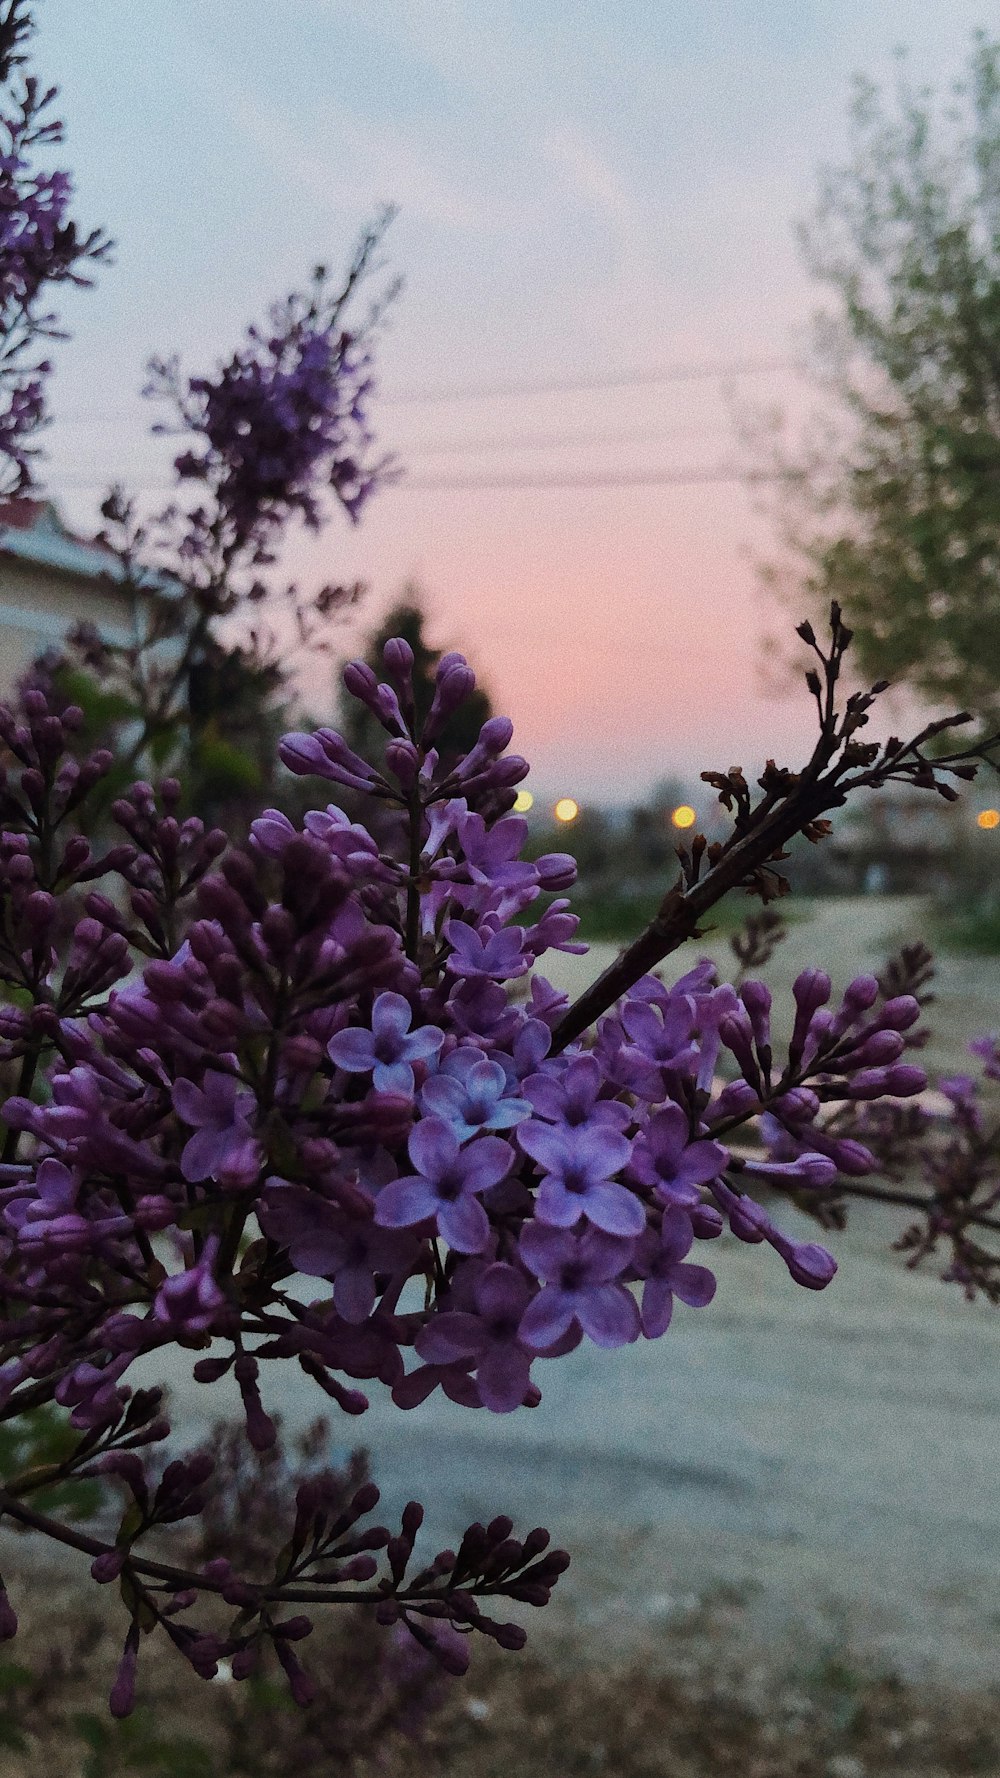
[0, 608, 997, 1716]
[0, 0, 109, 492]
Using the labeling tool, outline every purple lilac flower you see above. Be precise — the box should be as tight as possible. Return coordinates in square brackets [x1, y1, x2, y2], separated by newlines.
[628, 1105, 726, 1208]
[517, 1119, 641, 1236]
[518, 1223, 639, 1349]
[328, 993, 443, 1094]
[620, 994, 697, 1070]
[711, 1180, 838, 1290]
[740, 1152, 838, 1188]
[374, 1119, 513, 1253]
[2, 1159, 130, 1257]
[414, 1262, 535, 1412]
[259, 1181, 415, 1322]
[152, 1237, 226, 1337]
[444, 920, 531, 981]
[523, 1053, 631, 1134]
[447, 977, 522, 1047]
[453, 811, 538, 902]
[522, 900, 587, 958]
[154, 256, 391, 545]
[420, 1051, 531, 1143]
[172, 1071, 260, 1187]
[637, 1209, 717, 1338]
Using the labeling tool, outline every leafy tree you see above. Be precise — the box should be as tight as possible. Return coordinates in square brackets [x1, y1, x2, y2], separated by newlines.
[756, 32, 1000, 730]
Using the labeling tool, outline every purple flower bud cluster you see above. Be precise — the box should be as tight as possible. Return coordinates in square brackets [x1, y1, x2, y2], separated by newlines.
[709, 968, 926, 1188]
[145, 246, 395, 562]
[0, 1, 110, 489]
[0, 638, 954, 1709]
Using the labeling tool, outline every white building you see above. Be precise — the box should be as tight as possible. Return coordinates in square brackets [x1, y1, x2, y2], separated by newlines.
[0, 497, 174, 692]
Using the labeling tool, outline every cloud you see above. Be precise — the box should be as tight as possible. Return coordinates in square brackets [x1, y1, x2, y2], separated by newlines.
[543, 125, 637, 244]
[228, 90, 496, 234]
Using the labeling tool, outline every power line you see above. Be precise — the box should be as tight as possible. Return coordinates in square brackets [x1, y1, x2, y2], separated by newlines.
[399, 420, 724, 456]
[45, 463, 803, 495]
[49, 418, 730, 471]
[381, 356, 800, 405]
[394, 465, 801, 492]
[49, 352, 802, 424]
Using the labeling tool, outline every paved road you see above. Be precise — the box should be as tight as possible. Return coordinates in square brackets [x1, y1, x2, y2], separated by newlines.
[143, 900, 1000, 1687]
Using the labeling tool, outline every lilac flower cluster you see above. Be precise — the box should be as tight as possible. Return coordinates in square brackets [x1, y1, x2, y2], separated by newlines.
[145, 225, 397, 566]
[11, 621, 1000, 1714]
[0, 0, 109, 490]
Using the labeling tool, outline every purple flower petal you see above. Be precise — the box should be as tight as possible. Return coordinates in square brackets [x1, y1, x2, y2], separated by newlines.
[582, 1181, 647, 1238]
[333, 1264, 377, 1324]
[671, 1263, 717, 1309]
[416, 1312, 485, 1364]
[476, 1345, 532, 1413]
[474, 1262, 530, 1321]
[518, 1221, 574, 1282]
[518, 1286, 577, 1349]
[577, 1283, 640, 1348]
[371, 992, 414, 1041]
[438, 1193, 491, 1254]
[409, 1116, 459, 1179]
[403, 1025, 445, 1061]
[372, 1059, 416, 1094]
[535, 1177, 585, 1228]
[641, 1277, 674, 1339]
[327, 1028, 377, 1072]
[659, 1207, 695, 1264]
[374, 1176, 439, 1229]
[461, 1135, 514, 1194]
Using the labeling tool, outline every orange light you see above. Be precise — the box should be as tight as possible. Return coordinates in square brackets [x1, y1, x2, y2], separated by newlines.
[671, 804, 697, 830]
[513, 790, 534, 813]
[554, 797, 579, 824]
[977, 808, 1000, 830]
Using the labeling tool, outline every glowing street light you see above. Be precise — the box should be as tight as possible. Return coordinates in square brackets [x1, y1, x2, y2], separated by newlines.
[671, 804, 697, 830]
[554, 797, 579, 824]
[513, 790, 534, 813]
[978, 808, 1000, 830]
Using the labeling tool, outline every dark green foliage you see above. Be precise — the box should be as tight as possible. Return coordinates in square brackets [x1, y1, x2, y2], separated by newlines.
[0, 1403, 104, 1522]
[72, 1708, 215, 1778]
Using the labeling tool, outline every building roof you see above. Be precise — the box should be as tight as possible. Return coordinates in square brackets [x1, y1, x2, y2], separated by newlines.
[0, 498, 180, 597]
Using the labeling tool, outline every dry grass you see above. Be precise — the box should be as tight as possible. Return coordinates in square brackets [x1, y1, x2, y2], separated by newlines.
[0, 1573, 998, 1777]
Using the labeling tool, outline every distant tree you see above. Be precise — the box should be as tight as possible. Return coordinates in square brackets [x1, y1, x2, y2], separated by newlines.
[754, 32, 1000, 731]
[340, 589, 493, 766]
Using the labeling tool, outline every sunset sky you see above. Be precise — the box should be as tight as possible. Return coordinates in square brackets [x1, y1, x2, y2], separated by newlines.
[35, 0, 990, 803]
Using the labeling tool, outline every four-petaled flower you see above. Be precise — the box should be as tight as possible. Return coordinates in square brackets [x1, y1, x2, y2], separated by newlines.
[259, 1181, 415, 1323]
[636, 1208, 717, 1338]
[517, 1119, 642, 1236]
[518, 1223, 639, 1349]
[328, 993, 444, 1093]
[628, 1105, 726, 1207]
[421, 1051, 532, 1143]
[523, 1054, 631, 1134]
[414, 1262, 535, 1412]
[172, 1071, 261, 1186]
[374, 1119, 513, 1253]
[444, 920, 530, 980]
